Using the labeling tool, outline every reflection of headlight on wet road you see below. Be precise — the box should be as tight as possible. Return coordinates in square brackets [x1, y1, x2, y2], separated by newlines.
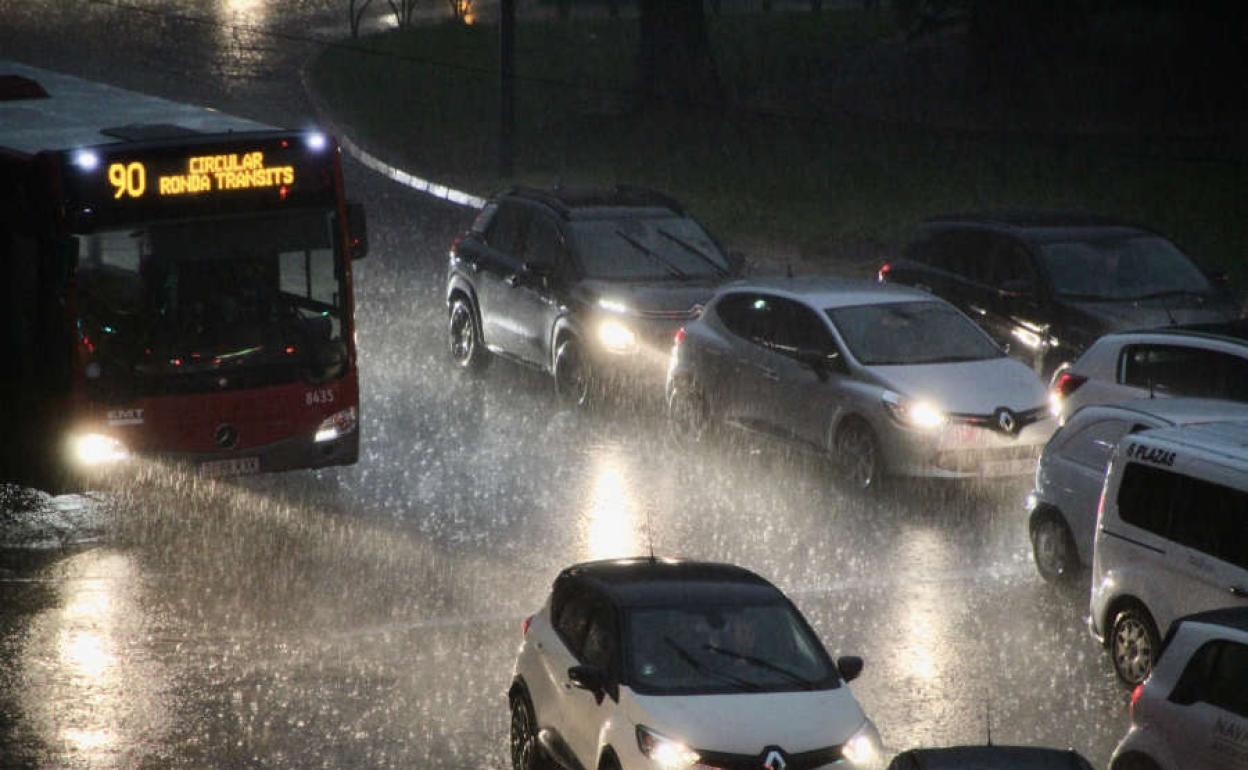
[73, 433, 129, 466]
[315, 406, 359, 442]
[597, 319, 638, 354]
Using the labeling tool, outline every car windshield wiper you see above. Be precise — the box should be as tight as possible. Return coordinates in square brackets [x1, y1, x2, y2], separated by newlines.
[662, 636, 761, 691]
[655, 228, 728, 276]
[703, 643, 821, 689]
[1127, 289, 1209, 302]
[614, 229, 687, 279]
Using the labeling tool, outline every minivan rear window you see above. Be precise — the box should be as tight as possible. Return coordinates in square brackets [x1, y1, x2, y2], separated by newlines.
[1118, 462, 1248, 570]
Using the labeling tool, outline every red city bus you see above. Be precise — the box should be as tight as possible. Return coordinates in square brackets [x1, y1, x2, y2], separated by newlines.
[1, 64, 366, 488]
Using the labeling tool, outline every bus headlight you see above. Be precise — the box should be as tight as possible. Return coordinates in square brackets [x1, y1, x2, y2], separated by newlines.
[73, 433, 129, 465]
[598, 319, 638, 354]
[315, 406, 358, 443]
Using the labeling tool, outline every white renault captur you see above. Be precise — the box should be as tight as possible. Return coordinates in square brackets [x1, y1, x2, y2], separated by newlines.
[510, 558, 883, 770]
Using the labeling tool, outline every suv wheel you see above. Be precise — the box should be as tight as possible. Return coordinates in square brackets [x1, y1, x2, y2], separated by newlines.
[1111, 604, 1160, 686]
[1031, 511, 1077, 584]
[553, 338, 592, 407]
[510, 694, 550, 770]
[449, 297, 489, 371]
[667, 380, 710, 446]
[832, 419, 883, 494]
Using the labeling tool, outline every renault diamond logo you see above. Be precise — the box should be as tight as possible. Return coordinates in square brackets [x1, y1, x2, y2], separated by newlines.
[214, 423, 239, 449]
[995, 408, 1017, 434]
[762, 748, 787, 770]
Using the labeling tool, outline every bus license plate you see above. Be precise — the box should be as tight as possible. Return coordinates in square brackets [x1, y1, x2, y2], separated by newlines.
[199, 457, 260, 477]
[981, 458, 1034, 477]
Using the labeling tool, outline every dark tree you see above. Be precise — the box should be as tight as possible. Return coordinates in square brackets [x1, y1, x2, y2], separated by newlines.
[347, 0, 373, 38]
[637, 0, 721, 105]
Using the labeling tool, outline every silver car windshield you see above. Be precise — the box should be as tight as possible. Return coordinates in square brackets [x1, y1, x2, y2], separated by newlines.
[826, 301, 1003, 366]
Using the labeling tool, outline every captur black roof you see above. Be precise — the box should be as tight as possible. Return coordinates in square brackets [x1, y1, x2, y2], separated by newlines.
[501, 185, 685, 219]
[890, 745, 1093, 770]
[1178, 606, 1248, 635]
[558, 558, 783, 608]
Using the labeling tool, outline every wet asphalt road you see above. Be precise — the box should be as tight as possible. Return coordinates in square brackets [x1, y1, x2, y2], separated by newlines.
[0, 3, 1132, 767]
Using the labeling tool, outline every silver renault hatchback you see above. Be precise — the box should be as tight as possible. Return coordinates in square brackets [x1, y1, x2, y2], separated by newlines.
[666, 277, 1055, 491]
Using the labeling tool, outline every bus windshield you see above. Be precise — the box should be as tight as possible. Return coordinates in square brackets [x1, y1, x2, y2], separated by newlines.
[75, 209, 347, 399]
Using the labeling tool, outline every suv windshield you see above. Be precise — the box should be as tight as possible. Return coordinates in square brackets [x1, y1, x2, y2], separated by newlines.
[1038, 235, 1213, 301]
[75, 209, 347, 400]
[569, 215, 729, 281]
[625, 602, 837, 695]
[827, 301, 1003, 366]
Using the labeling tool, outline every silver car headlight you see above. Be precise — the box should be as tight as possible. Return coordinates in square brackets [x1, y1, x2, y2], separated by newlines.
[841, 720, 881, 767]
[314, 406, 358, 443]
[881, 391, 946, 430]
[598, 319, 638, 354]
[636, 725, 700, 769]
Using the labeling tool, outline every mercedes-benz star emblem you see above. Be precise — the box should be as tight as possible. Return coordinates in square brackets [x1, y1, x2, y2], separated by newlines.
[762, 748, 788, 770]
[214, 423, 239, 449]
[996, 408, 1017, 434]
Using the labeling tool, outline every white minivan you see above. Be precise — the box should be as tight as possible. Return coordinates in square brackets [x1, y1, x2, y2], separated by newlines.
[1089, 421, 1248, 686]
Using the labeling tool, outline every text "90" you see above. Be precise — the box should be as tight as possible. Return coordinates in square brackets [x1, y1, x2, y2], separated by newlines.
[108, 162, 147, 199]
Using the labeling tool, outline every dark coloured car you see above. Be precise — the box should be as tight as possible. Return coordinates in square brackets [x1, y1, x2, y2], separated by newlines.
[879, 212, 1239, 377]
[887, 745, 1096, 770]
[445, 186, 740, 405]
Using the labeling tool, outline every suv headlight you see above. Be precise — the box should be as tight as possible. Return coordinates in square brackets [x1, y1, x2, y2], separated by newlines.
[598, 319, 638, 354]
[73, 433, 129, 466]
[841, 721, 881, 767]
[881, 391, 946, 430]
[315, 406, 358, 443]
[636, 725, 700, 769]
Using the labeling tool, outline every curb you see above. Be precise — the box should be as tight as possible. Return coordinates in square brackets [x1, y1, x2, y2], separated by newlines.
[299, 56, 487, 211]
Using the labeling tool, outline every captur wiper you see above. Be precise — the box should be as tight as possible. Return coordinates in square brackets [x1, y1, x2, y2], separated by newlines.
[614, 229, 687, 278]
[703, 643, 820, 689]
[655, 227, 728, 276]
[662, 636, 761, 691]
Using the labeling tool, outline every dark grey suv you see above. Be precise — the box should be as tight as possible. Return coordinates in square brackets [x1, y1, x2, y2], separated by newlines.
[879, 212, 1239, 377]
[445, 186, 740, 405]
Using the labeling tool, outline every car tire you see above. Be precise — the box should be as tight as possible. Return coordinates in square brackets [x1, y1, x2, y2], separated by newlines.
[831, 418, 884, 494]
[1111, 603, 1161, 687]
[1030, 510, 1078, 584]
[667, 379, 711, 446]
[448, 297, 489, 372]
[553, 337, 592, 408]
[510, 693, 552, 770]
[1110, 753, 1163, 770]
[598, 750, 622, 770]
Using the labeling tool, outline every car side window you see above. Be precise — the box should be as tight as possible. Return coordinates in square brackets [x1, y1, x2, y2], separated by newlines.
[1117, 463, 1248, 568]
[485, 202, 529, 256]
[989, 239, 1038, 293]
[769, 298, 838, 354]
[554, 589, 595, 656]
[1057, 419, 1132, 473]
[580, 603, 618, 673]
[522, 214, 565, 269]
[1120, 344, 1248, 400]
[1116, 462, 1176, 537]
[1206, 641, 1248, 717]
[716, 293, 778, 347]
[471, 203, 497, 236]
[1170, 639, 1220, 705]
[928, 231, 993, 285]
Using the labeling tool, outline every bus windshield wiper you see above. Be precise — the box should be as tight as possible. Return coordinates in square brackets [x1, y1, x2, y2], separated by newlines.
[703, 643, 820, 689]
[655, 228, 728, 276]
[662, 636, 761, 691]
[614, 229, 687, 278]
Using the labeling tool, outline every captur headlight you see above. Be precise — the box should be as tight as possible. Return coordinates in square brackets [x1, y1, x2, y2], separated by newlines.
[315, 406, 358, 443]
[73, 433, 129, 465]
[881, 391, 946, 430]
[636, 725, 700, 769]
[598, 319, 638, 354]
[841, 721, 880, 766]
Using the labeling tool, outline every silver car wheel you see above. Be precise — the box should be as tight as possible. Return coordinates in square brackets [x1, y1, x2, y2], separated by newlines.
[1032, 515, 1075, 583]
[834, 421, 880, 491]
[1112, 610, 1157, 686]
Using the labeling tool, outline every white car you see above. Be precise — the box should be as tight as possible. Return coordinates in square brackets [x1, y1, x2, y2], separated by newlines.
[1049, 322, 1248, 422]
[1028, 398, 1248, 583]
[1110, 607, 1248, 770]
[510, 558, 883, 770]
[1089, 421, 1248, 685]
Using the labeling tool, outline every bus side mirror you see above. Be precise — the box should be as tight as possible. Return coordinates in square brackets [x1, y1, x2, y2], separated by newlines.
[345, 202, 368, 260]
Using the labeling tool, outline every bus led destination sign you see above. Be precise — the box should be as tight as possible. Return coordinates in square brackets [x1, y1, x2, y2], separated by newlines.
[107, 151, 296, 200]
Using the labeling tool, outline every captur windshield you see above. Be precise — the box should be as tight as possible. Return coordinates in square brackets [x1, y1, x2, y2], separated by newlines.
[626, 602, 837, 695]
[827, 300, 1003, 366]
[1037, 235, 1212, 301]
[75, 209, 347, 399]
[569, 216, 729, 281]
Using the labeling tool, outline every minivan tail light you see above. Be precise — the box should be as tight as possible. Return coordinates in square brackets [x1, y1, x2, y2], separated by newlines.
[673, 327, 686, 347]
[1130, 683, 1144, 721]
[877, 262, 892, 282]
[449, 234, 464, 258]
[1052, 371, 1088, 398]
[521, 615, 533, 636]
